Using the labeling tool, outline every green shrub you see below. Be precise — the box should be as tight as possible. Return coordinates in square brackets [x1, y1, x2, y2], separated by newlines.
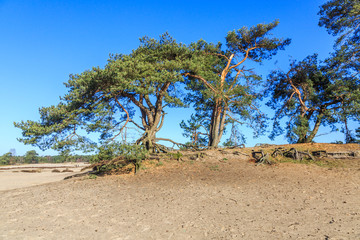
[92, 143, 148, 174]
[167, 151, 183, 161]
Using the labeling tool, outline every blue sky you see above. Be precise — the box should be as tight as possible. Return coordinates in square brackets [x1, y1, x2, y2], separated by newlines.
[0, 0, 357, 156]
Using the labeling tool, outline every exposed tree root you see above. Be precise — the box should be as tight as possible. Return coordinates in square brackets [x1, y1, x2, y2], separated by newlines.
[312, 150, 359, 159]
[270, 147, 315, 161]
[284, 148, 314, 161]
[252, 150, 272, 165]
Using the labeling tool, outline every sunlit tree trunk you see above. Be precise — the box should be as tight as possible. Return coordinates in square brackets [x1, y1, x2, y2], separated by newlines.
[208, 100, 227, 148]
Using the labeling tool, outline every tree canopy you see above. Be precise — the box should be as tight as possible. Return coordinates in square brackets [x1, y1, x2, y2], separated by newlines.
[15, 22, 291, 152]
[318, 0, 360, 141]
[0, 152, 12, 165]
[14, 5, 360, 155]
[263, 0, 360, 144]
[24, 150, 39, 164]
[319, 0, 360, 74]
[15, 33, 189, 152]
[266, 54, 359, 143]
[319, 0, 360, 45]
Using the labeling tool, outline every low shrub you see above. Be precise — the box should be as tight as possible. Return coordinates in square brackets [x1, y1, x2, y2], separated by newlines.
[91, 143, 148, 174]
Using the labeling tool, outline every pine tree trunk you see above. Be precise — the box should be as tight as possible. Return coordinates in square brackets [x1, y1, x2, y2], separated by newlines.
[304, 114, 322, 143]
[136, 109, 164, 152]
[142, 129, 157, 151]
[208, 100, 226, 148]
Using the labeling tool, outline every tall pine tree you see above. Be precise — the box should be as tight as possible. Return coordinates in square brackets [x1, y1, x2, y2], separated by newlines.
[183, 21, 290, 147]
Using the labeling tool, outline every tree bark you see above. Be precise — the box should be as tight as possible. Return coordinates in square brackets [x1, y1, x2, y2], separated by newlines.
[208, 100, 226, 148]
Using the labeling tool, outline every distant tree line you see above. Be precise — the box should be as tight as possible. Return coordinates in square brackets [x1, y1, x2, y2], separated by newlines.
[0, 150, 92, 165]
[13, 0, 360, 158]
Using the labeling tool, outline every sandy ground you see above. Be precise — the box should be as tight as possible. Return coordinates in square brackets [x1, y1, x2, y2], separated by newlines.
[0, 146, 359, 239]
[0, 163, 90, 191]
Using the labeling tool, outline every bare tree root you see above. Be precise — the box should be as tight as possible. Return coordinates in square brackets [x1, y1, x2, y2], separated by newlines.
[283, 148, 314, 161]
[271, 147, 285, 157]
[312, 150, 358, 159]
[270, 147, 315, 161]
[252, 150, 272, 165]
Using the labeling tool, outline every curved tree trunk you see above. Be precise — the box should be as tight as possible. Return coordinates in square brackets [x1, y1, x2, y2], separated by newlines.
[131, 83, 170, 152]
[136, 110, 165, 151]
[297, 113, 322, 143]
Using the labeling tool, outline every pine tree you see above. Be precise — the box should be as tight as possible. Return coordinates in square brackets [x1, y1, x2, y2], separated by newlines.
[15, 33, 188, 152]
[179, 114, 208, 147]
[184, 21, 290, 147]
[319, 0, 360, 142]
[266, 54, 360, 143]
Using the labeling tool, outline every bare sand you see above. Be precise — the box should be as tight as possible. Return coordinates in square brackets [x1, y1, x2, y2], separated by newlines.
[0, 147, 359, 239]
[0, 162, 90, 191]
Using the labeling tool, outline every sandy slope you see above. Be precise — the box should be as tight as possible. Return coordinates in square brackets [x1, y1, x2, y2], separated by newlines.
[0, 147, 359, 239]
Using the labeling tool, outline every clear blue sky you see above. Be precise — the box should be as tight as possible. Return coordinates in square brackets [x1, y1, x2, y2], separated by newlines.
[0, 0, 357, 156]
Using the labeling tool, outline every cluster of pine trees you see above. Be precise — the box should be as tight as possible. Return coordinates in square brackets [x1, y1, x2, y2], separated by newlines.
[14, 0, 360, 154]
